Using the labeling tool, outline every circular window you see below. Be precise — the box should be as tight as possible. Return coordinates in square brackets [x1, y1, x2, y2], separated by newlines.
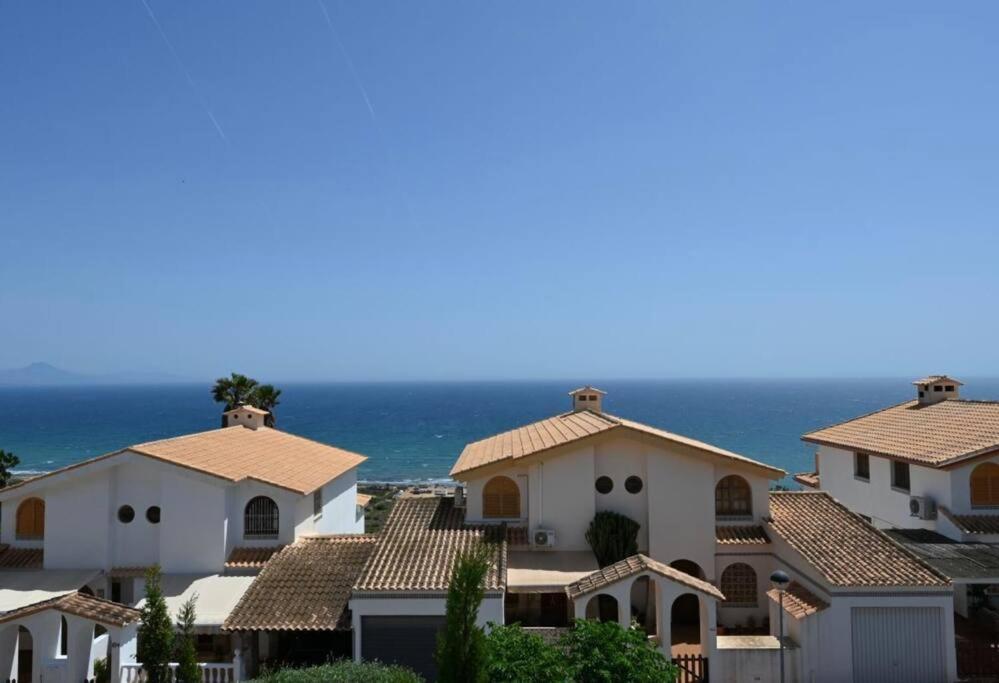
[625, 476, 644, 494]
[595, 476, 613, 494]
[146, 506, 161, 524]
[117, 505, 135, 523]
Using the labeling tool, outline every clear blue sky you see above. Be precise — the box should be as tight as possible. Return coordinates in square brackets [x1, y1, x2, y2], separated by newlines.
[1, 2, 997, 381]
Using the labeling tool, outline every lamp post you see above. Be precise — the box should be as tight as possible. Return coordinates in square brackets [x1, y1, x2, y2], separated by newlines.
[770, 569, 790, 683]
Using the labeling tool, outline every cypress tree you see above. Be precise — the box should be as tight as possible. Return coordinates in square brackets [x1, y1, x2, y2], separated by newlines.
[175, 596, 201, 683]
[138, 566, 174, 683]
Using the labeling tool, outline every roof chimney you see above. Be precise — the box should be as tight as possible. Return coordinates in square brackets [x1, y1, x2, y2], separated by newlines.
[222, 404, 270, 429]
[569, 386, 606, 413]
[912, 375, 962, 405]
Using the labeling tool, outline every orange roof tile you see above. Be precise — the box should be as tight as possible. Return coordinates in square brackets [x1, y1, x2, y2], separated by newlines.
[356, 493, 373, 507]
[802, 400, 999, 467]
[224, 535, 376, 631]
[716, 525, 769, 545]
[225, 546, 285, 570]
[353, 497, 505, 592]
[0, 546, 43, 570]
[767, 581, 829, 619]
[451, 410, 783, 477]
[566, 554, 724, 601]
[0, 592, 140, 627]
[940, 507, 999, 535]
[767, 492, 946, 588]
[793, 472, 820, 488]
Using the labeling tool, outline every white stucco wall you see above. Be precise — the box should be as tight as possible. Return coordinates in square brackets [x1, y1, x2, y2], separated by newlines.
[314, 469, 363, 534]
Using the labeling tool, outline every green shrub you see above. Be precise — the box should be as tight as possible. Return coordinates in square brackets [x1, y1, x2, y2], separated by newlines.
[435, 545, 493, 683]
[247, 661, 423, 683]
[585, 511, 640, 567]
[561, 619, 677, 683]
[484, 624, 569, 682]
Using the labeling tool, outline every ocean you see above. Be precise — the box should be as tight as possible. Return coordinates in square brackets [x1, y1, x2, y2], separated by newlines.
[1, 378, 997, 484]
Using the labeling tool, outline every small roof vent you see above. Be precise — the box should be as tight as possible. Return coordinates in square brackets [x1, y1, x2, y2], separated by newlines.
[569, 386, 606, 413]
[912, 375, 962, 405]
[222, 403, 270, 429]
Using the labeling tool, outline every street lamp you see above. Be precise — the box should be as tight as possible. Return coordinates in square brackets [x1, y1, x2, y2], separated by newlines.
[770, 569, 790, 683]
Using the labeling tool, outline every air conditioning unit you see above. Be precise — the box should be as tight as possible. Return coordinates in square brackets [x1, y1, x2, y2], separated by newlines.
[909, 496, 937, 520]
[533, 529, 556, 547]
[453, 486, 466, 509]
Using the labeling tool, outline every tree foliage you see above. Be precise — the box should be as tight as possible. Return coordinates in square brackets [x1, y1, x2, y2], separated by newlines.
[211, 373, 282, 424]
[247, 661, 423, 683]
[0, 449, 20, 488]
[585, 511, 641, 567]
[138, 566, 174, 683]
[435, 544, 493, 683]
[561, 619, 677, 683]
[483, 624, 569, 682]
[175, 595, 200, 683]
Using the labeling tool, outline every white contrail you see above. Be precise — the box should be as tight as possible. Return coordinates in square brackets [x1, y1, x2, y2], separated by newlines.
[138, 0, 227, 141]
[316, 0, 376, 122]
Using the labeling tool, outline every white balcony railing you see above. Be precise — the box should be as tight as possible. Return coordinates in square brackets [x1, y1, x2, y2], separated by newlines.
[119, 659, 238, 683]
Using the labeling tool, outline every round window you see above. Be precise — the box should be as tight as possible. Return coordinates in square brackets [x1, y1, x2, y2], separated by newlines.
[625, 476, 643, 494]
[595, 476, 613, 494]
[146, 506, 161, 524]
[117, 505, 135, 523]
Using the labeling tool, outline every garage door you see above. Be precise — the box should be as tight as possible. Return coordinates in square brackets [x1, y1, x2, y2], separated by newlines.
[851, 607, 946, 683]
[361, 615, 447, 680]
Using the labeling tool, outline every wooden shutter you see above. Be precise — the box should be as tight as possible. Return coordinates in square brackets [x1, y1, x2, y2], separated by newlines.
[483, 477, 520, 518]
[972, 463, 999, 506]
[16, 498, 45, 539]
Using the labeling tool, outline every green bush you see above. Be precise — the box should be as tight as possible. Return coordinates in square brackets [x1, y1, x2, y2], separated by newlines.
[484, 624, 570, 682]
[247, 661, 423, 683]
[585, 511, 640, 567]
[562, 619, 677, 683]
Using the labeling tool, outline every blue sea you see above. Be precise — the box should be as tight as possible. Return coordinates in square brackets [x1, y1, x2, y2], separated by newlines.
[1, 379, 997, 484]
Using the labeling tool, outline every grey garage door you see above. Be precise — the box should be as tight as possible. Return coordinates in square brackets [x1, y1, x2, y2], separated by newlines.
[361, 615, 447, 680]
[851, 606, 946, 683]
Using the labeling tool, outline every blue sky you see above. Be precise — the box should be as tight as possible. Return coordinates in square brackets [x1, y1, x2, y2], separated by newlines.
[1, 2, 997, 381]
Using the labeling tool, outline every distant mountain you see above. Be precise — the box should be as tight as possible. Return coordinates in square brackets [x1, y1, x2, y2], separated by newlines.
[0, 362, 191, 386]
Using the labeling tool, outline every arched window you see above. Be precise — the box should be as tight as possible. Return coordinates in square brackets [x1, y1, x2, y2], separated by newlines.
[720, 562, 757, 606]
[482, 476, 520, 519]
[971, 463, 999, 507]
[244, 496, 279, 538]
[715, 475, 752, 517]
[16, 498, 45, 540]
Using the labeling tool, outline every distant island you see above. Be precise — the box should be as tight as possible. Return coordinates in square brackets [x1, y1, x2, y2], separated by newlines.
[0, 361, 190, 386]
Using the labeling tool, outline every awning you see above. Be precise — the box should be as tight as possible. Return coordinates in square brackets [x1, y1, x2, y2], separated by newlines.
[885, 529, 999, 582]
[137, 574, 255, 628]
[0, 569, 101, 613]
[506, 551, 599, 593]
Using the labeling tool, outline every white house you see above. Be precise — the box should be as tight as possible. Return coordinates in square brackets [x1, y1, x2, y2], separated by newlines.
[798, 375, 999, 679]
[0, 405, 368, 683]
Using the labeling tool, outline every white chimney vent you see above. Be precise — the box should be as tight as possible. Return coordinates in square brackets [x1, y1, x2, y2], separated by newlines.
[569, 386, 606, 413]
[912, 375, 962, 405]
[223, 404, 270, 429]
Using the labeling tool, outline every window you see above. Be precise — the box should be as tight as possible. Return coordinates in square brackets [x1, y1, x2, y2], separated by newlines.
[313, 489, 323, 517]
[16, 498, 45, 540]
[483, 476, 520, 518]
[117, 505, 135, 523]
[720, 563, 757, 606]
[625, 476, 643, 494]
[146, 506, 161, 524]
[578, 395, 588, 401]
[244, 496, 279, 538]
[715, 475, 752, 517]
[946, 385, 955, 392]
[892, 461, 910, 492]
[854, 453, 870, 480]
[588, 395, 598, 401]
[971, 463, 999, 507]
[934, 385, 943, 392]
[595, 476, 613, 494]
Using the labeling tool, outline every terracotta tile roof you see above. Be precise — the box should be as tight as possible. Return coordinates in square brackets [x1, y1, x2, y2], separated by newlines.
[0, 592, 140, 626]
[506, 526, 530, 547]
[793, 472, 819, 489]
[566, 554, 724, 601]
[108, 566, 153, 578]
[1, 427, 367, 497]
[912, 375, 963, 387]
[227, 405, 270, 416]
[802, 400, 999, 467]
[356, 493, 372, 507]
[767, 492, 947, 588]
[224, 535, 376, 631]
[0, 546, 43, 570]
[716, 525, 769, 545]
[353, 497, 505, 592]
[767, 581, 829, 619]
[451, 410, 784, 477]
[940, 507, 999, 535]
[226, 546, 285, 570]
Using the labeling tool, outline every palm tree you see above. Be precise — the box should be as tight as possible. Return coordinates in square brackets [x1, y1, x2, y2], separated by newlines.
[211, 373, 259, 410]
[250, 384, 282, 427]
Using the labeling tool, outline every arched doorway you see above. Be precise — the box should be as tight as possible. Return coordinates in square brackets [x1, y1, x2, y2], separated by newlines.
[630, 576, 653, 632]
[669, 560, 706, 626]
[670, 559, 705, 580]
[17, 625, 33, 683]
[670, 593, 701, 652]
[585, 594, 619, 623]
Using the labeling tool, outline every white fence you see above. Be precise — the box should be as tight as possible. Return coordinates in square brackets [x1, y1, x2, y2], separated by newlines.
[119, 659, 239, 683]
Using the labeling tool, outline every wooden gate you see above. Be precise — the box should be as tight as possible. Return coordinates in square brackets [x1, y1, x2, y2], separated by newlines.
[672, 654, 708, 683]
